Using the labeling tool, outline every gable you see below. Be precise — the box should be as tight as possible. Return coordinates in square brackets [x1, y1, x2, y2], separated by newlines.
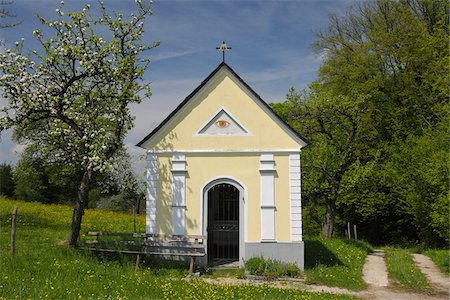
[196, 108, 250, 136]
[137, 63, 308, 151]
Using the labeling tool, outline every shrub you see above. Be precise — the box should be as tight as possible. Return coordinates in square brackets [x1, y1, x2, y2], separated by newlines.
[245, 257, 300, 278]
[245, 256, 267, 276]
[286, 262, 301, 277]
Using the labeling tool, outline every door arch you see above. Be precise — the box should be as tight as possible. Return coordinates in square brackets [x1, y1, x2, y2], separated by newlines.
[202, 178, 246, 266]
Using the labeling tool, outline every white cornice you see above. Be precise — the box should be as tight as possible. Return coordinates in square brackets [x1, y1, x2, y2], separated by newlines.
[148, 149, 301, 154]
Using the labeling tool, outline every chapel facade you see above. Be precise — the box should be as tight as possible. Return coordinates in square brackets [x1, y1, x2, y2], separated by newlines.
[137, 62, 307, 268]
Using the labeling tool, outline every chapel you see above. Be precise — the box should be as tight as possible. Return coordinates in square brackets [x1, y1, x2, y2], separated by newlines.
[137, 61, 307, 268]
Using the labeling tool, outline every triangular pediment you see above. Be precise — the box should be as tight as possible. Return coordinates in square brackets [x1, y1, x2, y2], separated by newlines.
[136, 62, 308, 150]
[196, 108, 250, 136]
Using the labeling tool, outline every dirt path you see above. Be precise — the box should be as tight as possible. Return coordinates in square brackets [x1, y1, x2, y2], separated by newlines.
[412, 253, 449, 294]
[201, 277, 441, 299]
[361, 250, 448, 299]
[362, 249, 389, 287]
[199, 250, 449, 299]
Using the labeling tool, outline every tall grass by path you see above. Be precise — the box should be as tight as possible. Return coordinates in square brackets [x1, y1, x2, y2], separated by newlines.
[423, 249, 450, 275]
[303, 237, 372, 291]
[384, 246, 431, 292]
[0, 197, 358, 299]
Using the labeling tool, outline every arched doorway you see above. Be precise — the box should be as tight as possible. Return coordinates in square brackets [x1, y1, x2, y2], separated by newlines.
[206, 182, 240, 266]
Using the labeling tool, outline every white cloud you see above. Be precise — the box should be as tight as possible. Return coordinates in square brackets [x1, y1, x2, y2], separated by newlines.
[150, 49, 206, 62]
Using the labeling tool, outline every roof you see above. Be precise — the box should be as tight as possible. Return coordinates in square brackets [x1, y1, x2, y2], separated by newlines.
[136, 62, 308, 148]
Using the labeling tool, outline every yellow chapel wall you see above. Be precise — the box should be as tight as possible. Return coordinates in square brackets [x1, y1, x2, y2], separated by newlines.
[154, 153, 293, 242]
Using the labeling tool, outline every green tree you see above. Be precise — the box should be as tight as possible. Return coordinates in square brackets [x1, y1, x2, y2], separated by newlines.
[274, 0, 448, 245]
[13, 144, 81, 203]
[273, 86, 375, 238]
[0, 163, 15, 197]
[13, 146, 50, 203]
[312, 0, 448, 245]
[0, 1, 159, 246]
[96, 149, 145, 213]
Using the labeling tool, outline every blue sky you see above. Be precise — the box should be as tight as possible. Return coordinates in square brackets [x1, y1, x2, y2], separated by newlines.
[0, 0, 353, 165]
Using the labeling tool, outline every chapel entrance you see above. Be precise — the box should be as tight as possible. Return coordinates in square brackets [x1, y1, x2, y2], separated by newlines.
[207, 183, 239, 266]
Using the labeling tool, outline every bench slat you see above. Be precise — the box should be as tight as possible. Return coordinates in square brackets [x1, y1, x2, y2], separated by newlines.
[85, 248, 205, 257]
[145, 242, 206, 248]
[87, 232, 207, 240]
[85, 241, 206, 249]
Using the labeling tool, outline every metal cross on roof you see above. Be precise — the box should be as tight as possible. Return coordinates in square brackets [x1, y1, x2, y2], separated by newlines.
[216, 41, 231, 63]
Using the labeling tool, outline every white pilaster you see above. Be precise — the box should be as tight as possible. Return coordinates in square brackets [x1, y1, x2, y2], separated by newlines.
[146, 153, 158, 234]
[289, 153, 302, 241]
[171, 153, 187, 235]
[260, 153, 276, 241]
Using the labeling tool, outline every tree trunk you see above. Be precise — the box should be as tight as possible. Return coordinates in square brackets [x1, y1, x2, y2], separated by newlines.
[322, 200, 336, 238]
[136, 196, 141, 215]
[68, 169, 94, 246]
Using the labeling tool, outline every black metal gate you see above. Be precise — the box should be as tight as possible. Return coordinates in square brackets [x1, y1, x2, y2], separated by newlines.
[207, 183, 239, 265]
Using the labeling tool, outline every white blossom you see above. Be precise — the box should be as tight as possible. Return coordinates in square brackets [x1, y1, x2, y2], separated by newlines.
[0, 0, 158, 175]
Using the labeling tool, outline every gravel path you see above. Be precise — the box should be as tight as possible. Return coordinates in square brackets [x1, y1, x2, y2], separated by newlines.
[362, 250, 389, 287]
[412, 253, 450, 294]
[199, 250, 450, 299]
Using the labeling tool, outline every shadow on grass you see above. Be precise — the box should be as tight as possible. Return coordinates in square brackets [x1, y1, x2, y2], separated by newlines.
[304, 239, 343, 269]
[0, 212, 69, 231]
[340, 238, 372, 254]
[80, 249, 190, 276]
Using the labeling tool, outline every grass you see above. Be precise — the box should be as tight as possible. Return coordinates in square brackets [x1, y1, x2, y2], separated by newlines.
[423, 249, 450, 275]
[201, 268, 246, 279]
[384, 247, 431, 292]
[0, 197, 357, 299]
[303, 237, 372, 291]
[245, 257, 301, 278]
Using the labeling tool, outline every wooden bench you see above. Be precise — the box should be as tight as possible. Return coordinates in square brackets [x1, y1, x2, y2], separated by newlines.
[83, 232, 207, 274]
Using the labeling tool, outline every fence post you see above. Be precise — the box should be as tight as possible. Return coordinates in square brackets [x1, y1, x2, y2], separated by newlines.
[133, 207, 136, 233]
[11, 206, 18, 256]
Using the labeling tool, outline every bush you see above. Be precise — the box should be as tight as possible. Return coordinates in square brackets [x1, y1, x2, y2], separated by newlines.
[244, 257, 300, 278]
[286, 262, 301, 277]
[245, 256, 267, 276]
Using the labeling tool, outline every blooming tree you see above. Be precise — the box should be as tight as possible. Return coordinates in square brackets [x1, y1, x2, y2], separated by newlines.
[0, 0, 159, 246]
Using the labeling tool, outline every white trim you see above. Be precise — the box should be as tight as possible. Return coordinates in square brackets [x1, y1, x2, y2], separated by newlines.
[171, 153, 187, 235]
[148, 149, 301, 154]
[260, 154, 276, 241]
[146, 153, 158, 234]
[194, 106, 253, 136]
[200, 176, 247, 266]
[261, 208, 275, 241]
[289, 153, 302, 242]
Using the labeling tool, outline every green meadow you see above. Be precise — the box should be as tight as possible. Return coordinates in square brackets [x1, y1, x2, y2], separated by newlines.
[0, 197, 356, 300]
[303, 238, 372, 291]
[1, 197, 447, 299]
